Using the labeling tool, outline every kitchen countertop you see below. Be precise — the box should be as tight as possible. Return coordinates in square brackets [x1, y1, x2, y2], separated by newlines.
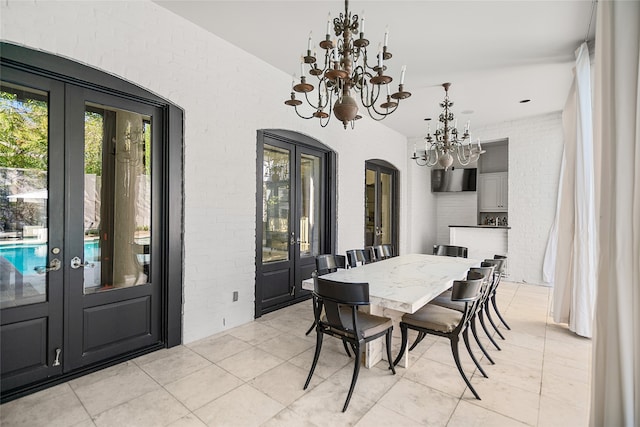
[449, 225, 511, 229]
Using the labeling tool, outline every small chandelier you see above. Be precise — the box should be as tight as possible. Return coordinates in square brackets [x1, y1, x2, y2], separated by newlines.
[284, 0, 411, 129]
[411, 83, 484, 170]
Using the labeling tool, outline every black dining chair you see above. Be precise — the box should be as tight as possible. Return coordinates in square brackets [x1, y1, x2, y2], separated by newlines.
[364, 246, 377, 263]
[393, 274, 485, 400]
[433, 244, 468, 258]
[431, 266, 497, 366]
[473, 259, 506, 351]
[315, 254, 338, 276]
[346, 249, 367, 268]
[482, 258, 509, 338]
[492, 255, 511, 330]
[304, 277, 396, 412]
[381, 243, 394, 258]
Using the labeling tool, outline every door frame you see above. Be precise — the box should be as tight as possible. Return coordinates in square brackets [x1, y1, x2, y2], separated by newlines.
[255, 130, 336, 317]
[365, 159, 399, 252]
[0, 42, 184, 402]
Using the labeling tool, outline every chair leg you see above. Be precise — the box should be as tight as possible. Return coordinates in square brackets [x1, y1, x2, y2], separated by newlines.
[342, 339, 352, 358]
[305, 321, 316, 336]
[343, 342, 362, 412]
[491, 293, 511, 330]
[409, 331, 426, 351]
[304, 332, 324, 390]
[393, 323, 409, 366]
[385, 329, 396, 374]
[463, 328, 488, 378]
[471, 317, 495, 364]
[485, 300, 506, 340]
[451, 337, 481, 400]
[479, 310, 501, 351]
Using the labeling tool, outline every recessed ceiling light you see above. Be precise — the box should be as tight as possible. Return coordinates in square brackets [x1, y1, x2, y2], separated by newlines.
[520, 99, 531, 103]
[424, 117, 432, 121]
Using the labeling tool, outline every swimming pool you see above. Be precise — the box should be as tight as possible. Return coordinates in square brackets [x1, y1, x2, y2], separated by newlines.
[0, 240, 100, 275]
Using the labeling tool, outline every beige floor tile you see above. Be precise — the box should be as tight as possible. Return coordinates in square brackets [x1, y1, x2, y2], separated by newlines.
[541, 370, 591, 408]
[464, 377, 540, 425]
[256, 333, 315, 361]
[166, 413, 207, 426]
[194, 384, 283, 427]
[421, 339, 481, 375]
[0, 384, 91, 427]
[378, 378, 459, 426]
[215, 346, 285, 381]
[403, 356, 470, 398]
[249, 361, 314, 406]
[164, 364, 243, 411]
[71, 362, 160, 416]
[261, 408, 323, 427]
[472, 357, 542, 394]
[537, 395, 589, 427]
[187, 333, 252, 363]
[137, 346, 212, 385]
[227, 321, 284, 345]
[542, 358, 591, 384]
[354, 403, 425, 427]
[92, 388, 189, 427]
[287, 376, 375, 424]
[448, 400, 530, 426]
[288, 346, 352, 380]
[328, 361, 401, 403]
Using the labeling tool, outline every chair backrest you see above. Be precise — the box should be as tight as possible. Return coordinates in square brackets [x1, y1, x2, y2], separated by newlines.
[316, 254, 338, 275]
[450, 277, 483, 302]
[346, 249, 366, 268]
[469, 266, 496, 303]
[381, 244, 394, 258]
[372, 245, 386, 260]
[363, 247, 376, 263]
[335, 254, 347, 270]
[314, 278, 370, 335]
[433, 244, 468, 258]
[482, 258, 505, 275]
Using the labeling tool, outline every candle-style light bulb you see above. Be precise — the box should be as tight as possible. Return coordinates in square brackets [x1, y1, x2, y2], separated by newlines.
[300, 56, 304, 78]
[400, 65, 406, 85]
[326, 13, 331, 36]
[291, 74, 296, 89]
[307, 31, 312, 51]
[360, 11, 365, 34]
[384, 26, 389, 47]
[413, 142, 417, 157]
[377, 42, 383, 68]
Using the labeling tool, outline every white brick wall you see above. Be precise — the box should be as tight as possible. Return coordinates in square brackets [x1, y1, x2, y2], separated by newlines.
[407, 114, 564, 285]
[473, 112, 564, 285]
[1, 0, 411, 343]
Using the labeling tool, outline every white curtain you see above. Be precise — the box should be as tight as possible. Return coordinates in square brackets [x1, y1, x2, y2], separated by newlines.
[543, 41, 597, 338]
[590, 1, 640, 426]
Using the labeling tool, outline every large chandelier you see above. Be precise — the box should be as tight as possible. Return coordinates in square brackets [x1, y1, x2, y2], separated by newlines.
[284, 0, 411, 129]
[411, 82, 484, 170]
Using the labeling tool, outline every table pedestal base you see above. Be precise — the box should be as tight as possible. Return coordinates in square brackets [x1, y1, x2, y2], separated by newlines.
[364, 306, 408, 369]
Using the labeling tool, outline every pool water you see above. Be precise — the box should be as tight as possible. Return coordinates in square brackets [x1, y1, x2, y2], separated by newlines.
[0, 241, 100, 275]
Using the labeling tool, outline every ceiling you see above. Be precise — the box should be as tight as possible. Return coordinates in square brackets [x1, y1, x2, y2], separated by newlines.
[155, 0, 597, 139]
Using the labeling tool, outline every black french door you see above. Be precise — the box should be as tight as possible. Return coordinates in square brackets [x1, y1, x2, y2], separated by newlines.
[0, 50, 179, 397]
[255, 130, 335, 316]
[365, 160, 399, 251]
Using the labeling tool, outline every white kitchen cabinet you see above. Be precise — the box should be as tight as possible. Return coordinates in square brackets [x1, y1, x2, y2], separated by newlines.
[478, 172, 508, 212]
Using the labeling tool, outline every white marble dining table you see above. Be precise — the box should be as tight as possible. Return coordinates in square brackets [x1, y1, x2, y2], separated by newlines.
[302, 253, 480, 368]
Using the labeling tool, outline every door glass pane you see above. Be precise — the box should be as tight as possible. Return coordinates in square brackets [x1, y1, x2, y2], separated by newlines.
[300, 153, 320, 257]
[0, 83, 49, 307]
[262, 145, 290, 263]
[83, 103, 151, 294]
[365, 169, 376, 246]
[380, 172, 392, 245]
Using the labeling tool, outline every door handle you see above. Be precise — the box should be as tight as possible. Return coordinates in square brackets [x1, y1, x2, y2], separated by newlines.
[34, 258, 61, 274]
[70, 256, 93, 269]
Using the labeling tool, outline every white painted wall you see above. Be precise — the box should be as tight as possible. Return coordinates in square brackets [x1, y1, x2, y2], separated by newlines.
[1, 0, 412, 343]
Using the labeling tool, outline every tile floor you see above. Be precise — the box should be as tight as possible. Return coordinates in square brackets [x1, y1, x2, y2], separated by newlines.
[0, 281, 592, 426]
